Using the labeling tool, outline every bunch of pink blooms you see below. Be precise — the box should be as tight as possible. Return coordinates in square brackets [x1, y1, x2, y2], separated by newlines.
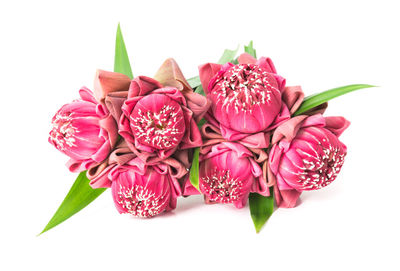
[49, 53, 349, 219]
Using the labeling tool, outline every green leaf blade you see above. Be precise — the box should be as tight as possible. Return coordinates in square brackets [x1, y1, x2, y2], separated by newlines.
[244, 41, 257, 58]
[294, 84, 375, 116]
[40, 172, 106, 235]
[189, 148, 200, 191]
[217, 46, 239, 64]
[114, 23, 133, 79]
[249, 188, 274, 233]
[187, 76, 201, 89]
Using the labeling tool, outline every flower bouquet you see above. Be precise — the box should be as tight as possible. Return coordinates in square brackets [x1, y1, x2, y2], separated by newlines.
[41, 24, 373, 234]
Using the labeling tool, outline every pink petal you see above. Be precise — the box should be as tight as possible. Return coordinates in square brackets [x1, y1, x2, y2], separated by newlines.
[93, 69, 131, 104]
[198, 63, 223, 94]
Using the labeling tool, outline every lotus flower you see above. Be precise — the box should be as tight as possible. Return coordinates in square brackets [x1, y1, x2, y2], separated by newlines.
[110, 157, 182, 218]
[48, 87, 118, 172]
[198, 53, 304, 146]
[118, 59, 210, 163]
[185, 142, 268, 208]
[268, 114, 350, 207]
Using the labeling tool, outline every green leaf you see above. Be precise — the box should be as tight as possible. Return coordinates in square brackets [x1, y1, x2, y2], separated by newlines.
[294, 84, 376, 116]
[244, 41, 257, 58]
[187, 76, 201, 89]
[40, 172, 106, 235]
[194, 85, 205, 96]
[189, 148, 200, 191]
[197, 118, 206, 130]
[249, 188, 274, 233]
[217, 45, 239, 64]
[114, 23, 133, 79]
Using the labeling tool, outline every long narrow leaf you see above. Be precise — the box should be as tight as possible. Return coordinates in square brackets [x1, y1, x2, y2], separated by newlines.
[294, 84, 375, 116]
[40, 172, 106, 234]
[189, 148, 200, 191]
[249, 188, 274, 233]
[114, 23, 133, 79]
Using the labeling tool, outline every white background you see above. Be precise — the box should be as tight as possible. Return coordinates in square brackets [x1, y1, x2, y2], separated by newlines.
[1, 0, 399, 270]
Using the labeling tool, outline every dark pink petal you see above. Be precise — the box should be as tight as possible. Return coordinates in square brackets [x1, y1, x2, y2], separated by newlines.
[273, 185, 301, 208]
[198, 63, 223, 94]
[282, 86, 305, 115]
[256, 57, 277, 74]
[180, 107, 203, 149]
[104, 91, 128, 121]
[128, 76, 163, 98]
[324, 116, 350, 137]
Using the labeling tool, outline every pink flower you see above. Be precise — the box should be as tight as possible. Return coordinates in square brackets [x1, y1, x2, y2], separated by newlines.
[268, 114, 350, 207]
[119, 59, 210, 163]
[110, 157, 182, 218]
[49, 87, 118, 172]
[198, 53, 304, 147]
[185, 142, 268, 208]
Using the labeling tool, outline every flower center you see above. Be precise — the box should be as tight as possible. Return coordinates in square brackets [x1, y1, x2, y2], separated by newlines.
[211, 64, 277, 112]
[298, 145, 346, 190]
[130, 99, 185, 150]
[49, 113, 77, 151]
[200, 169, 242, 203]
[117, 184, 168, 218]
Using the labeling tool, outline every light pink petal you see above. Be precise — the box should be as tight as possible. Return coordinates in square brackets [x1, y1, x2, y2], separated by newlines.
[238, 132, 270, 149]
[271, 115, 308, 145]
[153, 58, 192, 92]
[237, 53, 257, 64]
[93, 69, 131, 104]
[79, 87, 98, 104]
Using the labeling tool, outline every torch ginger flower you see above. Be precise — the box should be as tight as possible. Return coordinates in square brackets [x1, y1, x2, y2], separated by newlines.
[268, 114, 350, 208]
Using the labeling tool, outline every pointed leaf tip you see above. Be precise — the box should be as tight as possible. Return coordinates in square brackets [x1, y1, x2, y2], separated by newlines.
[244, 41, 257, 58]
[39, 172, 106, 235]
[217, 45, 239, 64]
[249, 188, 274, 233]
[189, 148, 200, 191]
[114, 24, 133, 79]
[294, 84, 376, 116]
